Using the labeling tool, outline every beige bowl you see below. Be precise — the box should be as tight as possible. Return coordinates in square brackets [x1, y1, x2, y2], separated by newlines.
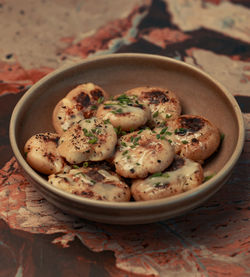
[9, 54, 245, 224]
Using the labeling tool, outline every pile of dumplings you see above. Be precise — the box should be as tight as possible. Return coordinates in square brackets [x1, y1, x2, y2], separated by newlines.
[24, 83, 221, 202]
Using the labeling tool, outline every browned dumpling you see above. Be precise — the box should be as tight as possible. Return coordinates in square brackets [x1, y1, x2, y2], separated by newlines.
[131, 156, 204, 201]
[48, 165, 131, 202]
[113, 129, 175, 179]
[96, 94, 151, 131]
[159, 115, 221, 162]
[125, 86, 181, 127]
[24, 132, 66, 175]
[53, 83, 109, 135]
[57, 117, 117, 164]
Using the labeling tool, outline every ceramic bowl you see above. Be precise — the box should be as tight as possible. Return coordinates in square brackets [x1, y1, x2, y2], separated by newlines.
[9, 53, 245, 224]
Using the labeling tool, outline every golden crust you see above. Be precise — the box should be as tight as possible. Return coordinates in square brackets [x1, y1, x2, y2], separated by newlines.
[96, 94, 151, 131]
[113, 129, 175, 179]
[131, 156, 204, 201]
[57, 117, 117, 164]
[52, 83, 109, 135]
[125, 86, 181, 127]
[48, 165, 131, 202]
[164, 115, 221, 162]
[24, 132, 66, 175]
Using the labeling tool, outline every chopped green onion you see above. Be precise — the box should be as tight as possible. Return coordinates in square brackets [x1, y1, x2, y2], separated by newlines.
[204, 174, 215, 182]
[91, 105, 98, 110]
[83, 162, 88, 167]
[97, 97, 104, 104]
[121, 142, 127, 147]
[150, 172, 163, 178]
[116, 108, 123, 113]
[133, 136, 141, 144]
[88, 137, 98, 144]
[160, 127, 168, 135]
[103, 119, 111, 124]
[75, 172, 85, 177]
[153, 111, 159, 118]
[122, 150, 128, 156]
[162, 172, 170, 178]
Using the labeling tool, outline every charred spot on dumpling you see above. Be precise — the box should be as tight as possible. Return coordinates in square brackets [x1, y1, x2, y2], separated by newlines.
[43, 152, 56, 163]
[180, 116, 205, 133]
[191, 138, 199, 144]
[167, 156, 185, 171]
[79, 190, 94, 197]
[86, 169, 105, 182]
[35, 133, 59, 144]
[90, 89, 104, 100]
[143, 90, 169, 104]
[74, 92, 91, 109]
[154, 182, 169, 189]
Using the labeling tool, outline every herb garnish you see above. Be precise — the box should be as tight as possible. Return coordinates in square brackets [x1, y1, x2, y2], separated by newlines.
[150, 172, 170, 178]
[83, 162, 89, 167]
[153, 111, 159, 118]
[114, 126, 127, 136]
[97, 97, 104, 104]
[121, 142, 127, 147]
[122, 150, 129, 156]
[175, 128, 187, 135]
[75, 172, 85, 177]
[103, 119, 111, 124]
[88, 137, 98, 144]
[203, 174, 215, 182]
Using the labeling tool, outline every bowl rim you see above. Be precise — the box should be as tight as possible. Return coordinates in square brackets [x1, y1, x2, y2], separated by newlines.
[9, 53, 245, 211]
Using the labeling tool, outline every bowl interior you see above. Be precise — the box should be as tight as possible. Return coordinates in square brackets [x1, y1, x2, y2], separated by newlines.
[16, 54, 240, 179]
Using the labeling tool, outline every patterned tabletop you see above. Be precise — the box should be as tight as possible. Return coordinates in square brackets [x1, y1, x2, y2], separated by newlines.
[0, 0, 249, 276]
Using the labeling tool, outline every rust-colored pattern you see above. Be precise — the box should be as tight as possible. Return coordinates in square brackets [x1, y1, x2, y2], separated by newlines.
[0, 0, 249, 276]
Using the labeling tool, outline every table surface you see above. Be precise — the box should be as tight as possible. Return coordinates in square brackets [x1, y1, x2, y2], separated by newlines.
[0, 0, 249, 276]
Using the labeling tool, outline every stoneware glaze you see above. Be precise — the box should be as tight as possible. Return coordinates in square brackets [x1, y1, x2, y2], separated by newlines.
[9, 54, 245, 224]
